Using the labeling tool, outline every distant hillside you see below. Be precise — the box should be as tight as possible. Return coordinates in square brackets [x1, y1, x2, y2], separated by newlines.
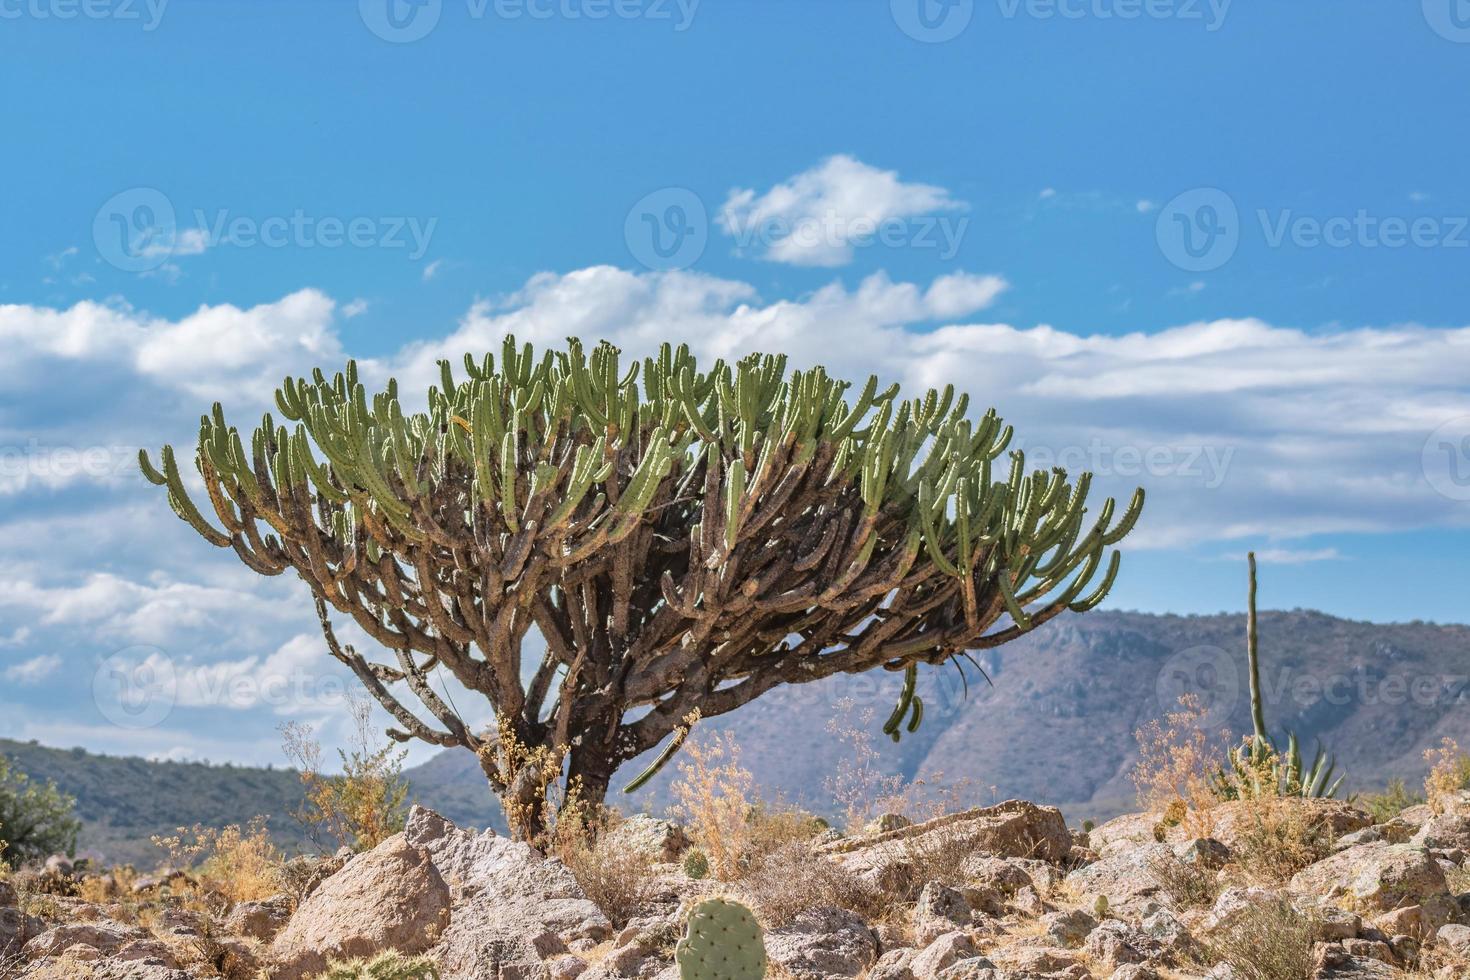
[7, 608, 1469, 862]
[0, 739, 504, 867]
[406, 608, 1470, 828]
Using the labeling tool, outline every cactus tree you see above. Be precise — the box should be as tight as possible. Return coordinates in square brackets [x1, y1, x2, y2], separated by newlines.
[141, 336, 1143, 838]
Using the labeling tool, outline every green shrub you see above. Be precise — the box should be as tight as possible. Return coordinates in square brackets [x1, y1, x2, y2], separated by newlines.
[0, 756, 80, 866]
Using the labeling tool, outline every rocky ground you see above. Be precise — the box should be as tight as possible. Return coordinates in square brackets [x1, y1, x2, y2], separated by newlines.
[3, 792, 1470, 980]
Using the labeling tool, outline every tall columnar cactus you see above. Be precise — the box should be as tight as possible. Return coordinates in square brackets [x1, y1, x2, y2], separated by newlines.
[141, 336, 1143, 837]
[1220, 553, 1344, 799]
[676, 898, 767, 980]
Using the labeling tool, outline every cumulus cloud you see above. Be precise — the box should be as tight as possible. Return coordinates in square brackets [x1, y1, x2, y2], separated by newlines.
[4, 653, 61, 685]
[718, 155, 967, 266]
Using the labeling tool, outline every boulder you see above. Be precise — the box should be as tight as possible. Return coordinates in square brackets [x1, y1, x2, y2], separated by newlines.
[604, 815, 689, 863]
[269, 833, 451, 980]
[406, 805, 611, 944]
[909, 932, 977, 980]
[1064, 843, 1187, 914]
[1290, 843, 1450, 915]
[1436, 922, 1470, 955]
[22, 921, 158, 961]
[911, 882, 970, 946]
[223, 895, 291, 942]
[764, 906, 879, 980]
[1039, 909, 1096, 948]
[820, 801, 1071, 893]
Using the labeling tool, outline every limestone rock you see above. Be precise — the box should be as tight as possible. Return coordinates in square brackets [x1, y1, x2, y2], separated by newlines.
[1290, 843, 1449, 915]
[269, 833, 451, 980]
[764, 906, 879, 980]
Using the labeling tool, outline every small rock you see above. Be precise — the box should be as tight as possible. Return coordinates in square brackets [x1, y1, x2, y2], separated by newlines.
[764, 906, 879, 980]
[605, 815, 690, 863]
[1436, 922, 1470, 955]
[1174, 837, 1230, 870]
[910, 932, 977, 980]
[224, 895, 292, 942]
[1040, 909, 1096, 948]
[912, 882, 970, 946]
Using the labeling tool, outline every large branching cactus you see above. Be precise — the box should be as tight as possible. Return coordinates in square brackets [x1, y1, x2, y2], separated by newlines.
[141, 336, 1143, 836]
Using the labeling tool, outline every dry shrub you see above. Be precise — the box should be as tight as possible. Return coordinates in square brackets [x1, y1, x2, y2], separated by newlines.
[1424, 738, 1470, 814]
[280, 697, 409, 853]
[1145, 850, 1219, 910]
[1132, 694, 1227, 838]
[671, 731, 756, 879]
[546, 802, 655, 928]
[739, 842, 889, 927]
[1201, 895, 1315, 980]
[152, 817, 282, 904]
[1227, 797, 1333, 886]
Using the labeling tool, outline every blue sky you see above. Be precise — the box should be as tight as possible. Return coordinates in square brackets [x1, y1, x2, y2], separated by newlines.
[3, 0, 1470, 765]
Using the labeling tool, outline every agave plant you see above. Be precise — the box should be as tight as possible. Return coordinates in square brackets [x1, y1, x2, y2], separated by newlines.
[1213, 553, 1344, 800]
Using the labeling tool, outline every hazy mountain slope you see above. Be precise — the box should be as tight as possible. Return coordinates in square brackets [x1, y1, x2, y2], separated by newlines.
[405, 609, 1470, 827]
[7, 609, 1468, 863]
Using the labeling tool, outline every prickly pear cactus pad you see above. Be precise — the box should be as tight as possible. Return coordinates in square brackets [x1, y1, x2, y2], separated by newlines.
[676, 897, 767, 980]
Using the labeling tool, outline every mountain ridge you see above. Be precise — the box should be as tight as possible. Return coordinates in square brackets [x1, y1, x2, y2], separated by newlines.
[6, 606, 1468, 864]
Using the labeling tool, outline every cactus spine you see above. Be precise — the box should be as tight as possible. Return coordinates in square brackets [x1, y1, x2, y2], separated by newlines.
[676, 898, 767, 980]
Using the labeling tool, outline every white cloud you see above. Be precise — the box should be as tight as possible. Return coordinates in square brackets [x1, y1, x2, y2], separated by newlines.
[4, 653, 61, 685]
[342, 298, 370, 318]
[718, 155, 966, 267]
[1136, 200, 1158, 213]
[422, 259, 445, 281]
[1224, 548, 1344, 565]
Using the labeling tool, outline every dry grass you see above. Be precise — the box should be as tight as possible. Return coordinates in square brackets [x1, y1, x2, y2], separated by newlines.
[548, 806, 657, 928]
[1199, 895, 1316, 980]
[1144, 850, 1220, 909]
[738, 841, 889, 927]
[1423, 738, 1470, 814]
[1131, 695, 1227, 838]
[280, 697, 410, 853]
[670, 731, 758, 879]
[1226, 797, 1334, 887]
[152, 816, 283, 904]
